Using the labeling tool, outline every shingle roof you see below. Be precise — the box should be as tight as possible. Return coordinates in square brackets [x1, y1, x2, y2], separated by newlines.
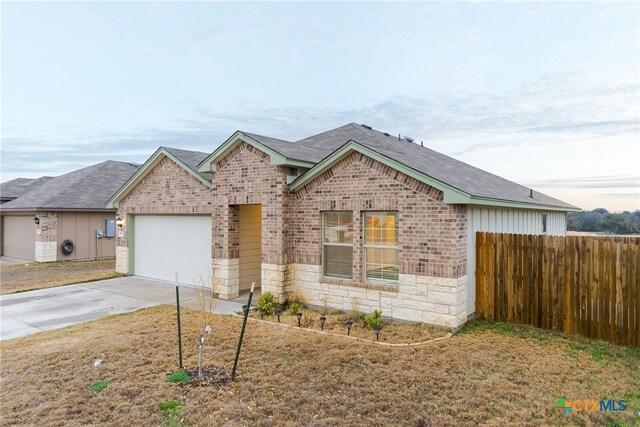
[0, 176, 55, 201]
[238, 122, 577, 210]
[1, 161, 139, 210]
[163, 147, 212, 182]
[241, 132, 329, 163]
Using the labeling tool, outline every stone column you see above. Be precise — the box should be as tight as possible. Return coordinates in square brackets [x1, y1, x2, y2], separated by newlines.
[34, 211, 57, 262]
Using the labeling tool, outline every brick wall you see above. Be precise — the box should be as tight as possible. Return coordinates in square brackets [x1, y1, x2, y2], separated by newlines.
[212, 142, 295, 264]
[292, 151, 467, 280]
[211, 141, 295, 300]
[115, 156, 213, 273]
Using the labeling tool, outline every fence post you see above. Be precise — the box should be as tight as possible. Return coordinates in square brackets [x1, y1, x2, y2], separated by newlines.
[175, 273, 183, 370]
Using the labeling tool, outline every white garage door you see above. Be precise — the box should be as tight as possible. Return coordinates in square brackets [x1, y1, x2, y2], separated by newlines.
[134, 215, 211, 287]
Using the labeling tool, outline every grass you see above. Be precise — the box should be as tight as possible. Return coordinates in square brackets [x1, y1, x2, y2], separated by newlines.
[158, 399, 185, 426]
[1, 305, 638, 426]
[0, 259, 123, 294]
[89, 380, 113, 393]
[165, 370, 191, 384]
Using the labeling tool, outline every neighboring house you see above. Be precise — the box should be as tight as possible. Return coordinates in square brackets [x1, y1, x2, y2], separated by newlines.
[108, 123, 578, 329]
[0, 177, 55, 204]
[1, 161, 139, 262]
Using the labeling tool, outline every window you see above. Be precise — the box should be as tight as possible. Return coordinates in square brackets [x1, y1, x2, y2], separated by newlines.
[323, 212, 353, 279]
[542, 214, 548, 234]
[363, 212, 399, 282]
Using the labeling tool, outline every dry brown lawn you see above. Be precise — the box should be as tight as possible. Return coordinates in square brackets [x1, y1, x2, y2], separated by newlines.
[1, 305, 638, 426]
[0, 259, 122, 295]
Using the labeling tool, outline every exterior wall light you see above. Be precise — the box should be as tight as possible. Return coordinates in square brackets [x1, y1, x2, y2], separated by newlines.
[116, 217, 123, 228]
[33, 216, 40, 225]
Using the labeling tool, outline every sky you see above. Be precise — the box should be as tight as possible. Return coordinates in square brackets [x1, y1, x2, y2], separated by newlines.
[1, 1, 639, 212]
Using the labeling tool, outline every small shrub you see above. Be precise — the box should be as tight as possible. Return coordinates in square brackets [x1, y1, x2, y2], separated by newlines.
[288, 303, 300, 315]
[89, 380, 113, 393]
[165, 370, 191, 384]
[349, 296, 361, 320]
[257, 292, 274, 315]
[301, 310, 317, 328]
[364, 309, 383, 330]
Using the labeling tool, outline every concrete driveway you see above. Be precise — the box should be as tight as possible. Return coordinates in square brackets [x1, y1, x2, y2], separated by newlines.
[0, 276, 244, 340]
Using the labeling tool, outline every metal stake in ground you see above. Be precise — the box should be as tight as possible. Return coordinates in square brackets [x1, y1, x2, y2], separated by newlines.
[175, 280, 183, 369]
[231, 282, 255, 380]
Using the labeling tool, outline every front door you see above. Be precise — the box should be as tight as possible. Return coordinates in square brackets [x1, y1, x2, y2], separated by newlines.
[238, 205, 262, 291]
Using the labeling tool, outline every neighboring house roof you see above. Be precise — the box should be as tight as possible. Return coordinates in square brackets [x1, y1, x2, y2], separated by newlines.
[1, 161, 140, 211]
[106, 147, 212, 209]
[0, 176, 55, 201]
[197, 123, 579, 211]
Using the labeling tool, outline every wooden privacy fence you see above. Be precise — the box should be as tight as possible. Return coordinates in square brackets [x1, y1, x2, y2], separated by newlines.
[475, 232, 639, 347]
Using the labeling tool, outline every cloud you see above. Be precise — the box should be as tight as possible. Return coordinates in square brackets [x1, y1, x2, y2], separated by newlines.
[2, 71, 638, 203]
[599, 193, 640, 199]
[532, 176, 640, 189]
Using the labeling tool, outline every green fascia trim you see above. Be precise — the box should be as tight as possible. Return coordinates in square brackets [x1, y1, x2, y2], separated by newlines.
[196, 131, 315, 173]
[288, 140, 470, 199]
[277, 158, 316, 168]
[106, 148, 212, 208]
[288, 140, 579, 213]
[466, 198, 580, 212]
[127, 214, 135, 275]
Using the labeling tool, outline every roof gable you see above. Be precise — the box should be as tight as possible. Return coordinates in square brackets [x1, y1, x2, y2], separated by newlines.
[196, 131, 316, 173]
[289, 140, 578, 211]
[106, 147, 212, 209]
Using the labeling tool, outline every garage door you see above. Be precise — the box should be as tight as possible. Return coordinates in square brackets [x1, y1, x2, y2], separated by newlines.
[3, 216, 36, 260]
[133, 215, 212, 287]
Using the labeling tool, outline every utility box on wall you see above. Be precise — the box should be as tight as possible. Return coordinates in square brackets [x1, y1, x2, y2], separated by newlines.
[105, 219, 116, 238]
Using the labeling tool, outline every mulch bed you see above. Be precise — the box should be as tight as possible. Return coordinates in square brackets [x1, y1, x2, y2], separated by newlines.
[182, 367, 231, 387]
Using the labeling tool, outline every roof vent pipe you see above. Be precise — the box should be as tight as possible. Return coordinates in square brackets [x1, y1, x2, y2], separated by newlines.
[398, 133, 401, 141]
[529, 189, 534, 198]
[421, 140, 424, 147]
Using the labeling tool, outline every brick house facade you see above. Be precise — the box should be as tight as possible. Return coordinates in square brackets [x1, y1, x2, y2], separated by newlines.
[110, 124, 576, 329]
[208, 142, 468, 328]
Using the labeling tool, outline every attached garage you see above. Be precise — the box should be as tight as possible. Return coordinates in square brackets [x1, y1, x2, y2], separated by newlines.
[132, 215, 212, 286]
[106, 147, 214, 284]
[3, 215, 36, 260]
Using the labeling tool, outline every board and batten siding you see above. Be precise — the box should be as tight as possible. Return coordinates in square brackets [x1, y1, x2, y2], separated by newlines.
[465, 207, 567, 315]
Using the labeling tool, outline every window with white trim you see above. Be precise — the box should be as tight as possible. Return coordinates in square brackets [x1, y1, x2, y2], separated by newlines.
[363, 211, 399, 282]
[322, 212, 353, 279]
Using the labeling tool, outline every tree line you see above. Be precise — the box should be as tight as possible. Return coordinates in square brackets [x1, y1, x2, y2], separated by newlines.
[567, 208, 640, 235]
